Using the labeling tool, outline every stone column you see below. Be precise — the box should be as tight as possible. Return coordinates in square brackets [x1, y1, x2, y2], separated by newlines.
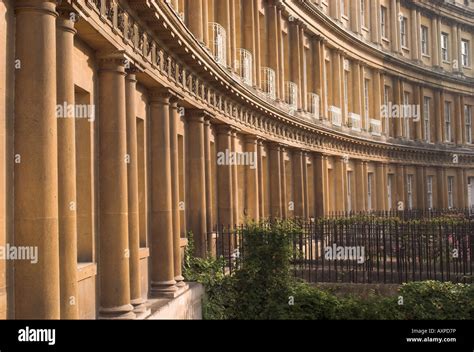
[293, 150, 305, 218]
[370, 0, 381, 44]
[431, 16, 440, 67]
[334, 156, 346, 213]
[231, 130, 240, 224]
[253, 0, 261, 88]
[314, 154, 328, 217]
[394, 78, 403, 138]
[350, 0, 360, 33]
[277, 7, 285, 100]
[244, 135, 259, 221]
[355, 160, 366, 212]
[187, 0, 203, 42]
[352, 61, 362, 116]
[414, 85, 422, 141]
[56, 9, 78, 319]
[202, 0, 209, 46]
[302, 153, 310, 218]
[204, 118, 213, 236]
[97, 53, 134, 318]
[216, 125, 233, 226]
[242, 0, 256, 85]
[396, 165, 406, 209]
[332, 50, 342, 110]
[375, 163, 386, 211]
[187, 110, 208, 258]
[436, 168, 447, 208]
[149, 91, 177, 298]
[313, 38, 324, 119]
[454, 95, 463, 145]
[280, 147, 287, 218]
[229, 0, 237, 71]
[411, 8, 419, 61]
[373, 70, 382, 128]
[216, 0, 231, 68]
[440, 90, 446, 142]
[460, 95, 466, 146]
[290, 23, 302, 107]
[390, 0, 399, 52]
[170, 99, 184, 286]
[14, 0, 60, 319]
[456, 169, 466, 208]
[125, 70, 145, 312]
[257, 140, 265, 217]
[416, 166, 426, 210]
[434, 90, 443, 143]
[269, 143, 283, 218]
[456, 26, 463, 74]
[267, 1, 280, 100]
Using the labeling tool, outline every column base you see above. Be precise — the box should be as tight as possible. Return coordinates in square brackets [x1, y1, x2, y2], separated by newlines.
[175, 275, 186, 287]
[151, 280, 179, 299]
[130, 298, 151, 319]
[99, 304, 136, 320]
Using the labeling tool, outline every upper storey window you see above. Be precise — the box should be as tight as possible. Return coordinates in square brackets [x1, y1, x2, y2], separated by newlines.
[380, 6, 388, 38]
[400, 17, 408, 48]
[421, 26, 429, 56]
[441, 33, 449, 62]
[461, 40, 470, 67]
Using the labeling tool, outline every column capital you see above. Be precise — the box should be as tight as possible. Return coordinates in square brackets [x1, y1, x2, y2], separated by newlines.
[186, 109, 214, 123]
[15, 0, 57, 16]
[268, 142, 285, 151]
[98, 50, 128, 74]
[57, 9, 78, 34]
[244, 134, 260, 144]
[149, 87, 182, 104]
[215, 124, 239, 136]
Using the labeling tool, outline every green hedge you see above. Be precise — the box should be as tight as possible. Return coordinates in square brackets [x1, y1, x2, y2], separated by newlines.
[183, 222, 473, 320]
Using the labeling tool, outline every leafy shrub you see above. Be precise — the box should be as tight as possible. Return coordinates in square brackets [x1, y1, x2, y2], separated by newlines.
[395, 281, 474, 320]
[184, 223, 473, 320]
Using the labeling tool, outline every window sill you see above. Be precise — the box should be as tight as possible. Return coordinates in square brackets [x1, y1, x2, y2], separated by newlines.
[77, 262, 97, 281]
[401, 46, 410, 52]
[421, 53, 431, 59]
[361, 25, 369, 32]
[381, 36, 390, 44]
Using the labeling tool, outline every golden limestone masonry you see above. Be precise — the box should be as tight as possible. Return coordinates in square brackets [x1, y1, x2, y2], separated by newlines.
[0, 0, 473, 319]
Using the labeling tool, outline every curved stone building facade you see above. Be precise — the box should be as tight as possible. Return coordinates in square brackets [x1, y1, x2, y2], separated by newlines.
[0, 0, 473, 319]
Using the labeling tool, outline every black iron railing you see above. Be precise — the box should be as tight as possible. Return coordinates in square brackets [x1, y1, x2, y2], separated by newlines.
[207, 210, 474, 284]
